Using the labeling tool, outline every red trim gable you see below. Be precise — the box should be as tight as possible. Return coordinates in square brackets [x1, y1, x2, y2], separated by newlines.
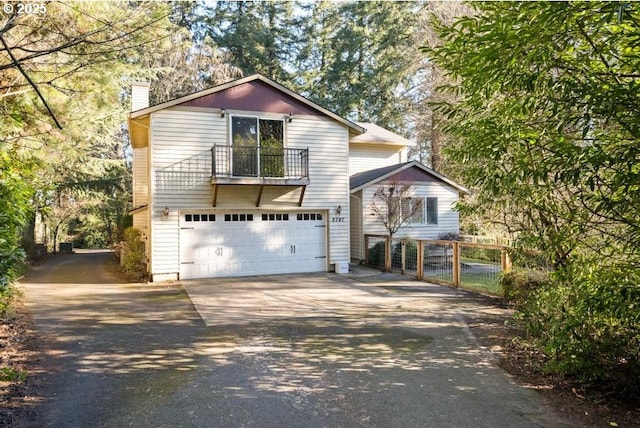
[385, 166, 440, 184]
[180, 80, 320, 116]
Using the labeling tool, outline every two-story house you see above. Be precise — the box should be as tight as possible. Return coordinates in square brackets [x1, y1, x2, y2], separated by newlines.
[128, 74, 466, 281]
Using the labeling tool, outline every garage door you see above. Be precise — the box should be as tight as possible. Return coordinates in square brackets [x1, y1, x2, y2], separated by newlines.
[179, 211, 327, 279]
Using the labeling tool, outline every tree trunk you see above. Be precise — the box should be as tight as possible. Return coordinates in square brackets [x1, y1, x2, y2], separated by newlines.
[20, 211, 37, 258]
[430, 111, 442, 173]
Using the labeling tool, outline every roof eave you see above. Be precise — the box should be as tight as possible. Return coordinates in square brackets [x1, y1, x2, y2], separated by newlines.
[350, 161, 469, 195]
[129, 74, 366, 135]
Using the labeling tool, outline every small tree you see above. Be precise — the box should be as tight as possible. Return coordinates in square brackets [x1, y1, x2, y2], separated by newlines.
[369, 183, 423, 271]
[370, 182, 423, 239]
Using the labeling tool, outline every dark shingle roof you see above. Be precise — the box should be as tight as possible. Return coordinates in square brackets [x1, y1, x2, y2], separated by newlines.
[349, 161, 469, 194]
[349, 162, 413, 190]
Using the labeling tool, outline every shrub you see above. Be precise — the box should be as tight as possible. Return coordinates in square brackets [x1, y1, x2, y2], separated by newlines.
[367, 241, 386, 268]
[518, 256, 640, 393]
[438, 232, 461, 241]
[392, 239, 418, 270]
[121, 227, 147, 281]
[501, 269, 551, 308]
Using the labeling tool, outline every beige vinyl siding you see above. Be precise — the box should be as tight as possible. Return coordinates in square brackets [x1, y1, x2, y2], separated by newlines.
[148, 108, 351, 276]
[132, 211, 147, 231]
[150, 108, 226, 275]
[288, 115, 350, 264]
[132, 147, 149, 206]
[349, 191, 364, 261]
[349, 144, 404, 176]
[363, 182, 460, 240]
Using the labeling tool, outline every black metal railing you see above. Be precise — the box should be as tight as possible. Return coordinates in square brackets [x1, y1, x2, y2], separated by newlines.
[211, 145, 309, 179]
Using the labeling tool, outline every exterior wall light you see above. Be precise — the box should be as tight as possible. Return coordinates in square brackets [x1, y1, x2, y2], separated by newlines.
[336, 204, 342, 215]
[220, 108, 226, 118]
[162, 206, 169, 220]
[288, 112, 294, 123]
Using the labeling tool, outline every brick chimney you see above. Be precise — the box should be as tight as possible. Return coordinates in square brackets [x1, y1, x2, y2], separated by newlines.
[131, 81, 150, 111]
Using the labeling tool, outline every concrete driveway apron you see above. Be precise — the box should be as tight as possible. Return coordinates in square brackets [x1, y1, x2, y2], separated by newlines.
[20, 250, 575, 427]
[182, 273, 575, 428]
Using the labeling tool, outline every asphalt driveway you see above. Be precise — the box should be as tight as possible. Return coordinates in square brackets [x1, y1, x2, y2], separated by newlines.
[19, 250, 575, 427]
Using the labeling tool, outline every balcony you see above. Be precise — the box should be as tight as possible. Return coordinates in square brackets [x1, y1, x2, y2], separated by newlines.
[210, 145, 310, 206]
[211, 145, 309, 184]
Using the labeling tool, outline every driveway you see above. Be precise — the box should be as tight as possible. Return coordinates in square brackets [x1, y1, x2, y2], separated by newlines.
[19, 250, 574, 428]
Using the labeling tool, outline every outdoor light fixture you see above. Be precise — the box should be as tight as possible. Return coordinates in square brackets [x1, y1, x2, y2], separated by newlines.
[288, 112, 294, 123]
[336, 204, 342, 215]
[162, 206, 169, 220]
[220, 108, 226, 118]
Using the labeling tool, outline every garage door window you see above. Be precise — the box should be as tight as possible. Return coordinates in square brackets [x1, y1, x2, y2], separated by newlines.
[297, 213, 323, 221]
[224, 213, 254, 222]
[185, 214, 216, 222]
[262, 213, 289, 221]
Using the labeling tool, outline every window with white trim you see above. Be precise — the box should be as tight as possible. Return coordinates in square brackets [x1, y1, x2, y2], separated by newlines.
[231, 116, 284, 177]
[397, 197, 438, 225]
[401, 198, 424, 224]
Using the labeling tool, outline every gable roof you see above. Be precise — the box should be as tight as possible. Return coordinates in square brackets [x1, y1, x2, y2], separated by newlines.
[351, 122, 415, 147]
[350, 161, 469, 194]
[129, 73, 365, 134]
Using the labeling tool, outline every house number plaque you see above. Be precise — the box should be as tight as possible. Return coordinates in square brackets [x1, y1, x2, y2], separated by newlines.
[331, 217, 345, 223]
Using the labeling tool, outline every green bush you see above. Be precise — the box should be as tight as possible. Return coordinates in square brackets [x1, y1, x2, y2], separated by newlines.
[518, 257, 640, 393]
[367, 241, 386, 268]
[501, 269, 551, 307]
[392, 240, 418, 270]
[121, 227, 147, 281]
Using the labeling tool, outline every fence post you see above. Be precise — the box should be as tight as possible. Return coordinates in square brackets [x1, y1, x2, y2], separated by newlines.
[417, 240, 424, 280]
[452, 241, 460, 287]
[385, 236, 391, 272]
[501, 249, 512, 273]
[364, 235, 369, 265]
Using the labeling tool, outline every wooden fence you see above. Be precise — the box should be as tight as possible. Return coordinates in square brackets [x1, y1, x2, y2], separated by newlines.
[364, 234, 512, 295]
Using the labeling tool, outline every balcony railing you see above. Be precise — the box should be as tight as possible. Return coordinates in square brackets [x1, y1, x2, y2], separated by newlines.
[211, 145, 309, 180]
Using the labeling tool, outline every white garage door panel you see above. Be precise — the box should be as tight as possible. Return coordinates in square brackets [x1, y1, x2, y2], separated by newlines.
[179, 212, 326, 279]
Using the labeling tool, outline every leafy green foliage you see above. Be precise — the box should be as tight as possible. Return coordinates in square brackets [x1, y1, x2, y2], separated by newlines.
[519, 257, 640, 392]
[121, 228, 147, 282]
[0, 152, 32, 288]
[392, 240, 418, 271]
[367, 241, 386, 269]
[501, 269, 551, 308]
[0, 367, 27, 382]
[427, 2, 640, 385]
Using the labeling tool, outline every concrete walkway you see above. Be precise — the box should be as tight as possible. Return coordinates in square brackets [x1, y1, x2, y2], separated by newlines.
[19, 251, 576, 428]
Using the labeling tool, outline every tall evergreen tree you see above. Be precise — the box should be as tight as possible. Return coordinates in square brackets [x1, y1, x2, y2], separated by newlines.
[197, 1, 297, 84]
[299, 1, 422, 130]
[0, 1, 179, 260]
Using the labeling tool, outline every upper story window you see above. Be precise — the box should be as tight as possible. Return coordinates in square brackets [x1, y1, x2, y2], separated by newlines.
[232, 116, 283, 148]
[231, 116, 284, 177]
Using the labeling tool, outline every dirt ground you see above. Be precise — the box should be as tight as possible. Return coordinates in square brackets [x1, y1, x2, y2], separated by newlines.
[1, 282, 639, 427]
